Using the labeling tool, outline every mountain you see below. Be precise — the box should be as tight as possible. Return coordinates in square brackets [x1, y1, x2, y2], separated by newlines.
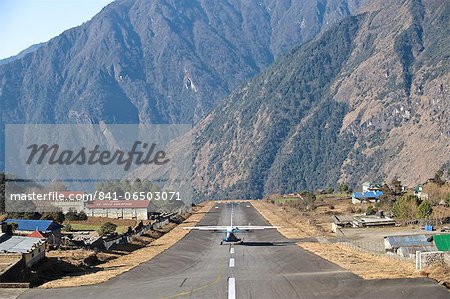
[0, 0, 362, 127]
[187, 0, 450, 199]
[0, 43, 44, 66]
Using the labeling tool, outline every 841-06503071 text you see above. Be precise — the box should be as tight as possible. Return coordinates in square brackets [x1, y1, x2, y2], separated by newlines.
[8, 191, 182, 202]
[96, 191, 181, 201]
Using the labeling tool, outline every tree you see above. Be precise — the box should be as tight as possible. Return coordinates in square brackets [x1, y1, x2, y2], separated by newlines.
[78, 211, 88, 220]
[97, 222, 117, 236]
[392, 194, 419, 221]
[63, 223, 73, 232]
[366, 205, 376, 215]
[41, 212, 65, 223]
[338, 183, 349, 194]
[434, 170, 445, 186]
[325, 187, 334, 194]
[417, 200, 433, 219]
[390, 178, 403, 196]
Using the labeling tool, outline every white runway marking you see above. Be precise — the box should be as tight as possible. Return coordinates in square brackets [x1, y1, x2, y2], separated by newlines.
[228, 277, 236, 299]
[229, 257, 235, 267]
[230, 247, 235, 254]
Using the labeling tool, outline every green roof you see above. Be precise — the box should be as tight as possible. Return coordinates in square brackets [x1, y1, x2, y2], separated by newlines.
[434, 234, 450, 251]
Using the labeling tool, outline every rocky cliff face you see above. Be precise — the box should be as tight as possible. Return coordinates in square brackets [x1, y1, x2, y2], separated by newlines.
[0, 0, 359, 126]
[188, 0, 449, 199]
[0, 0, 364, 169]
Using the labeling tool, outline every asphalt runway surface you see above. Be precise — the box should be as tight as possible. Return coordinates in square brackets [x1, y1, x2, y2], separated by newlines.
[18, 202, 449, 299]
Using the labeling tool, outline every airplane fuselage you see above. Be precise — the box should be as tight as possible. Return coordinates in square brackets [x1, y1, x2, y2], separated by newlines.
[222, 227, 242, 244]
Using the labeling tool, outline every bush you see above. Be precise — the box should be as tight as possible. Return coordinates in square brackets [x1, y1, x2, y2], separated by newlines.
[392, 194, 420, 221]
[338, 183, 349, 194]
[78, 211, 88, 220]
[63, 223, 72, 232]
[41, 212, 65, 223]
[97, 222, 117, 236]
[366, 205, 376, 215]
[65, 211, 87, 221]
[65, 211, 79, 221]
[417, 200, 433, 219]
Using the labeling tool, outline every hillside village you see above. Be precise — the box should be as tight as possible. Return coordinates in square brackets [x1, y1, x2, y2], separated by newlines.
[264, 172, 450, 285]
[0, 171, 449, 287]
[0, 177, 193, 287]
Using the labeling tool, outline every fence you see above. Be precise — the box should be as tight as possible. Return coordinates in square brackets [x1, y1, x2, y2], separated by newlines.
[334, 237, 385, 254]
[334, 237, 450, 268]
[333, 238, 415, 264]
[416, 251, 447, 270]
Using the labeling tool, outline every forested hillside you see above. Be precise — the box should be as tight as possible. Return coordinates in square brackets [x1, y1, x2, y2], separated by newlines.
[186, 0, 450, 199]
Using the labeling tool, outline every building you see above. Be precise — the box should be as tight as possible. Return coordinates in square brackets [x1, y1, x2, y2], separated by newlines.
[351, 190, 383, 204]
[414, 185, 429, 201]
[352, 215, 395, 228]
[4, 219, 63, 247]
[86, 200, 154, 220]
[362, 182, 382, 192]
[0, 234, 46, 267]
[33, 191, 87, 213]
[384, 235, 437, 258]
[49, 191, 87, 213]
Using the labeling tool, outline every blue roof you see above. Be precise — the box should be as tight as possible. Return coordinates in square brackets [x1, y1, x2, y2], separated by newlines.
[352, 191, 383, 199]
[4, 219, 63, 232]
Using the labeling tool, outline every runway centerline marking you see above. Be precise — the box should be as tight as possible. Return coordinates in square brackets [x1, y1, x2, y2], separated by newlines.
[229, 257, 235, 267]
[230, 247, 235, 254]
[228, 277, 236, 299]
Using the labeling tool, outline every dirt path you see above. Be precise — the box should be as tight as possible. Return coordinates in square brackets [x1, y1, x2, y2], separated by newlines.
[40, 201, 214, 288]
[252, 200, 427, 280]
[251, 200, 319, 238]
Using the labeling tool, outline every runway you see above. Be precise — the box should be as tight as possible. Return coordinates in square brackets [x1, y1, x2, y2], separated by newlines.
[19, 202, 449, 299]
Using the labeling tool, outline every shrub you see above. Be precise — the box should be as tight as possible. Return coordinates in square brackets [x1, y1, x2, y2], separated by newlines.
[65, 211, 79, 221]
[97, 222, 117, 236]
[41, 212, 65, 223]
[392, 194, 419, 221]
[417, 200, 433, 219]
[63, 223, 72, 232]
[338, 183, 349, 194]
[366, 205, 376, 215]
[78, 211, 88, 220]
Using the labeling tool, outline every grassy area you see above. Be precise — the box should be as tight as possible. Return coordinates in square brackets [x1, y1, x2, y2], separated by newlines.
[316, 193, 350, 199]
[273, 193, 350, 204]
[66, 223, 128, 234]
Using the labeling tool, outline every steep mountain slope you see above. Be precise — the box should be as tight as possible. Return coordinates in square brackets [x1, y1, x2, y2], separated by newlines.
[0, 43, 43, 66]
[190, 0, 450, 199]
[0, 0, 361, 127]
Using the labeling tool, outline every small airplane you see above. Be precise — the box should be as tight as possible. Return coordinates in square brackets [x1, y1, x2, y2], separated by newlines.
[182, 204, 278, 245]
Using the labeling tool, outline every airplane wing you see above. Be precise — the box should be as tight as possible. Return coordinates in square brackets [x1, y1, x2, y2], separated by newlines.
[181, 226, 230, 231]
[234, 226, 279, 231]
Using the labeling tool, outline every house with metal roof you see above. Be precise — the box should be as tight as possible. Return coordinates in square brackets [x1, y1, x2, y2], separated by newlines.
[384, 234, 437, 258]
[362, 182, 382, 192]
[351, 190, 383, 204]
[86, 200, 154, 220]
[0, 235, 46, 267]
[4, 219, 63, 247]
